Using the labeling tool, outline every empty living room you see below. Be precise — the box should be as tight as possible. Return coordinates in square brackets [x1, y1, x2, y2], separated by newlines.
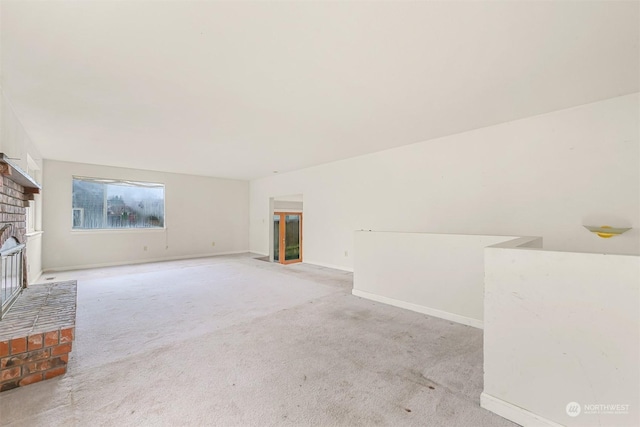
[0, 1, 638, 426]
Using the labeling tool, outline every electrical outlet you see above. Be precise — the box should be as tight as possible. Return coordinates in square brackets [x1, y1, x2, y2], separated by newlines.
[211, 241, 216, 247]
[344, 250, 348, 257]
[143, 246, 148, 251]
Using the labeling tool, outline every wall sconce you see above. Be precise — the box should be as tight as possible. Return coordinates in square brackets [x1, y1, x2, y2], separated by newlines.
[583, 225, 632, 239]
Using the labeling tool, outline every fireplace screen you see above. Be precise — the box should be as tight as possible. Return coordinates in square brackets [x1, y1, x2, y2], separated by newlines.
[0, 237, 25, 319]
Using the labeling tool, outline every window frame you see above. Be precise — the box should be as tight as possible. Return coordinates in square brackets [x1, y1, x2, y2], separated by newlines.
[71, 176, 167, 232]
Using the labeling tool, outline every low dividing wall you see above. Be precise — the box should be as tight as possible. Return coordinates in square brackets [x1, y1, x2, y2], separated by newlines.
[482, 238, 639, 427]
[0, 281, 77, 392]
[353, 231, 517, 328]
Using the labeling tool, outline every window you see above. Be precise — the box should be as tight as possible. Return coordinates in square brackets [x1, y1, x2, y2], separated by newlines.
[72, 177, 165, 230]
[72, 208, 84, 228]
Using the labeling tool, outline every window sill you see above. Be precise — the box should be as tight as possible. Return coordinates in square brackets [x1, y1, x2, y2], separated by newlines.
[70, 228, 166, 234]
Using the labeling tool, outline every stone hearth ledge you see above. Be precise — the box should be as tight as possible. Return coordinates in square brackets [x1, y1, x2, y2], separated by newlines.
[0, 281, 77, 392]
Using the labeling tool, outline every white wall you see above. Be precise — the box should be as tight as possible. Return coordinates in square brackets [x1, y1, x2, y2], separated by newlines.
[353, 231, 519, 328]
[250, 94, 640, 270]
[25, 232, 43, 283]
[482, 240, 639, 427]
[273, 200, 303, 212]
[0, 91, 44, 174]
[42, 160, 249, 271]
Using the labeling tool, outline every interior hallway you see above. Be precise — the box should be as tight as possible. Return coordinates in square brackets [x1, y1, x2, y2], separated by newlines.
[1, 254, 515, 426]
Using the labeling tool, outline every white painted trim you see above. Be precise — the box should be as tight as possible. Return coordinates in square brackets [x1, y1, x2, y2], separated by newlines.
[480, 393, 564, 427]
[303, 260, 353, 272]
[69, 227, 167, 234]
[25, 230, 44, 238]
[42, 250, 250, 273]
[352, 289, 483, 329]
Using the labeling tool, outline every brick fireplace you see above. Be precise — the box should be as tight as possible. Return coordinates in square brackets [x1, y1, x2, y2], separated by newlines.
[0, 154, 77, 392]
[0, 160, 36, 317]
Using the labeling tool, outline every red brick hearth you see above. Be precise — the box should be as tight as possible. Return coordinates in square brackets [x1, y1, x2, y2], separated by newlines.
[0, 281, 77, 391]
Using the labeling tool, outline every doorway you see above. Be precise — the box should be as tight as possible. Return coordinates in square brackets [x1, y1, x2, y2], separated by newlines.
[273, 212, 302, 264]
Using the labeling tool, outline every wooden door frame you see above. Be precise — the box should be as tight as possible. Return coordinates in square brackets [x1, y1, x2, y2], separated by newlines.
[275, 212, 303, 264]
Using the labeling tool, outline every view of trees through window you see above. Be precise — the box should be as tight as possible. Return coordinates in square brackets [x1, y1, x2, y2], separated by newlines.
[72, 177, 165, 229]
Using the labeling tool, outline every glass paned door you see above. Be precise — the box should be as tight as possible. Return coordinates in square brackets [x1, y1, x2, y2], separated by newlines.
[273, 212, 302, 264]
[284, 215, 301, 261]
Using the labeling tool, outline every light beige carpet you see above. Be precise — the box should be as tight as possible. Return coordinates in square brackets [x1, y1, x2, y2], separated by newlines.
[0, 254, 516, 427]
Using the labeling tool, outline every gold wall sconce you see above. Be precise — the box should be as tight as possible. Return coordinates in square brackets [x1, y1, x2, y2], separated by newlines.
[583, 225, 632, 239]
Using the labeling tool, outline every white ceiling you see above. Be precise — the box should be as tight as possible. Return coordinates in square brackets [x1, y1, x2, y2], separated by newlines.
[1, 1, 638, 180]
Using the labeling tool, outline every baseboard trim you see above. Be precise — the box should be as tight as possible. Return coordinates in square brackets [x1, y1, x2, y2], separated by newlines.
[352, 289, 483, 329]
[480, 392, 564, 427]
[303, 260, 353, 273]
[43, 250, 251, 273]
[29, 269, 43, 285]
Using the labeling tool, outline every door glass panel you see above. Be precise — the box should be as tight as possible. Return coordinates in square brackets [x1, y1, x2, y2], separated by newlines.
[284, 215, 300, 261]
[273, 215, 280, 261]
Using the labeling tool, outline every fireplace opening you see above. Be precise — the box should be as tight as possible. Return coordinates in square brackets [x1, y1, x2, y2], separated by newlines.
[0, 236, 25, 319]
